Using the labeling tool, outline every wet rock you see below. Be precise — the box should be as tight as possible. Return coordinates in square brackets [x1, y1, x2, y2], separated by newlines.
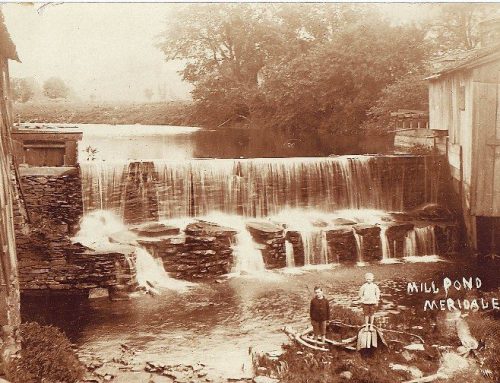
[384, 222, 414, 257]
[185, 221, 237, 238]
[352, 224, 382, 261]
[339, 371, 352, 380]
[332, 218, 357, 226]
[325, 228, 357, 263]
[131, 222, 180, 237]
[253, 377, 279, 383]
[409, 203, 455, 222]
[89, 288, 109, 299]
[246, 221, 286, 269]
[389, 364, 423, 379]
[404, 343, 425, 351]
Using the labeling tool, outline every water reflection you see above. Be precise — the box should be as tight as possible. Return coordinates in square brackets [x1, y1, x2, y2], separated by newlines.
[75, 124, 394, 162]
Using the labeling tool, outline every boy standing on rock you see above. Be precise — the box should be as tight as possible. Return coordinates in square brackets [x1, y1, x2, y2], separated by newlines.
[359, 272, 380, 331]
[310, 286, 330, 343]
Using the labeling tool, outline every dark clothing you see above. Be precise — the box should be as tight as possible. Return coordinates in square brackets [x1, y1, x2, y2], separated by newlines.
[311, 320, 327, 337]
[362, 303, 377, 316]
[310, 297, 330, 322]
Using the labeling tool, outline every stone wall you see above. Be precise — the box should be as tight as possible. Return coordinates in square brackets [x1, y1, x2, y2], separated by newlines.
[246, 221, 286, 269]
[135, 221, 236, 280]
[14, 166, 128, 294]
[19, 166, 83, 235]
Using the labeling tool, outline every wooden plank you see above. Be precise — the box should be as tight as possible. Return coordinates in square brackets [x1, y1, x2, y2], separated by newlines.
[494, 146, 500, 213]
[472, 81, 498, 215]
[447, 142, 462, 172]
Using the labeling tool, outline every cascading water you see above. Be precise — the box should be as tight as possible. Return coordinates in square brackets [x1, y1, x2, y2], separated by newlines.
[73, 210, 193, 293]
[352, 229, 365, 266]
[404, 226, 437, 257]
[78, 156, 445, 270]
[81, 156, 439, 220]
[197, 213, 265, 274]
[285, 240, 295, 268]
[134, 247, 193, 292]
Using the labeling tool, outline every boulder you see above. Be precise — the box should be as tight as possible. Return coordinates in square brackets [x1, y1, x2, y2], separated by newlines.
[325, 228, 357, 263]
[131, 222, 180, 237]
[332, 218, 357, 226]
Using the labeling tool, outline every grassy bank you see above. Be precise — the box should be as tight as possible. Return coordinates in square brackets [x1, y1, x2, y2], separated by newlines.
[254, 303, 499, 383]
[13, 101, 195, 126]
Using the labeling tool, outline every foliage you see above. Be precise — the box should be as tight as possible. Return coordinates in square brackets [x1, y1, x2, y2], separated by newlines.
[43, 77, 69, 99]
[259, 19, 430, 135]
[6, 322, 85, 383]
[158, 3, 500, 135]
[361, 72, 429, 132]
[11, 77, 38, 103]
[158, 4, 432, 133]
[428, 3, 500, 52]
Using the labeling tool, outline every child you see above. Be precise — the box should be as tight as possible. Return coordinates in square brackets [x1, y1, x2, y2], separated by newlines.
[310, 286, 330, 343]
[359, 272, 380, 331]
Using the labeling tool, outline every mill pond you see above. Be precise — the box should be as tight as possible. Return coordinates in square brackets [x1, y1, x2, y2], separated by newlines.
[12, 123, 496, 382]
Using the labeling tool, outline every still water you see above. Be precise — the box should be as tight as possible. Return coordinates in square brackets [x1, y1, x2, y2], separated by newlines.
[22, 260, 484, 378]
[63, 123, 394, 161]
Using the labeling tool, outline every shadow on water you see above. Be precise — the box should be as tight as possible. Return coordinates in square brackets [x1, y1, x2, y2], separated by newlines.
[192, 128, 395, 158]
[21, 292, 90, 342]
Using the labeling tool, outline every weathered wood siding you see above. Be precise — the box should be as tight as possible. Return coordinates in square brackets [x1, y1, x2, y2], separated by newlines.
[430, 59, 500, 218]
[0, 55, 20, 370]
[471, 61, 500, 216]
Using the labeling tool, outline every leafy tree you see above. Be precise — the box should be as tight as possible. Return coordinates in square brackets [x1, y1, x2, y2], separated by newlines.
[360, 72, 429, 133]
[428, 3, 500, 52]
[11, 77, 37, 103]
[43, 77, 69, 99]
[258, 17, 430, 134]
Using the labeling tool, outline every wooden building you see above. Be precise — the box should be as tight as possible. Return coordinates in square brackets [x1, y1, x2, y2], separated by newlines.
[11, 125, 82, 167]
[427, 20, 500, 255]
[0, 9, 21, 373]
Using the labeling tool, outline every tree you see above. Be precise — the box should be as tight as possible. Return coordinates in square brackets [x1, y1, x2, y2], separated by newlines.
[157, 4, 350, 125]
[157, 4, 433, 134]
[144, 88, 154, 101]
[11, 78, 37, 103]
[360, 72, 430, 133]
[258, 16, 430, 134]
[43, 77, 69, 99]
[428, 3, 500, 52]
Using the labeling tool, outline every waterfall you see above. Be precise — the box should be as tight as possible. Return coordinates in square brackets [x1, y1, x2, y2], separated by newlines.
[403, 226, 437, 257]
[195, 213, 265, 274]
[320, 231, 330, 264]
[415, 226, 437, 256]
[73, 210, 193, 293]
[380, 226, 391, 261]
[81, 156, 440, 220]
[353, 230, 365, 266]
[285, 240, 295, 268]
[134, 247, 192, 292]
[232, 229, 266, 274]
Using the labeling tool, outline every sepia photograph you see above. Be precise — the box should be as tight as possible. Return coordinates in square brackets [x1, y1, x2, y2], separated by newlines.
[0, 2, 499, 383]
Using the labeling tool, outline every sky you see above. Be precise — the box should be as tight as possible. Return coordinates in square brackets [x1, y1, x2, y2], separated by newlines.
[2, 3, 434, 103]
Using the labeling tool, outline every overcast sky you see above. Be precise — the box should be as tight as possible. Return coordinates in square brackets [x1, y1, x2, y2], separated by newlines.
[2, 3, 433, 103]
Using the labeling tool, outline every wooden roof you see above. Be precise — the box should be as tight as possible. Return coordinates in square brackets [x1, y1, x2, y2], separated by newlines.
[0, 10, 19, 61]
[426, 43, 500, 80]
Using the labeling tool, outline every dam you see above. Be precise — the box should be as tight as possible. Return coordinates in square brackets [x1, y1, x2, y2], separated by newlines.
[11, 124, 460, 294]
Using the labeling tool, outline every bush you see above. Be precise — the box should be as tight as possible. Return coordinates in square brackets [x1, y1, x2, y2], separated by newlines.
[6, 322, 84, 383]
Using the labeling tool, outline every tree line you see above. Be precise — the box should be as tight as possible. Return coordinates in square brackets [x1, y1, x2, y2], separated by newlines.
[157, 3, 500, 135]
[11, 76, 70, 103]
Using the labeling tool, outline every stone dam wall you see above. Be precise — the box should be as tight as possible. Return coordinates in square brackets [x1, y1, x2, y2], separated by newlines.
[13, 156, 463, 296]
